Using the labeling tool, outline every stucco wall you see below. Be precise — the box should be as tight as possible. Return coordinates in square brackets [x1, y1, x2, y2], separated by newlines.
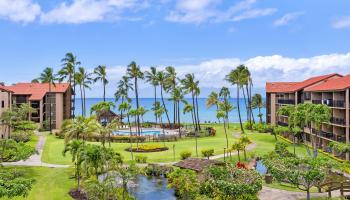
[55, 93, 64, 129]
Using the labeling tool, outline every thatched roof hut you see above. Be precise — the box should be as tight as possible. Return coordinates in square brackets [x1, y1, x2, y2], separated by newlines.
[96, 109, 121, 125]
[173, 158, 224, 173]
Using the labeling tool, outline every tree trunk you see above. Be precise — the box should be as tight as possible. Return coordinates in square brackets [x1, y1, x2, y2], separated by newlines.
[237, 150, 241, 162]
[127, 114, 133, 160]
[154, 86, 157, 124]
[259, 107, 262, 124]
[160, 86, 171, 125]
[103, 83, 106, 102]
[191, 93, 198, 131]
[80, 84, 83, 116]
[161, 116, 166, 147]
[224, 118, 228, 150]
[237, 85, 244, 133]
[135, 78, 141, 140]
[306, 189, 310, 200]
[195, 94, 201, 130]
[120, 97, 124, 123]
[178, 101, 181, 138]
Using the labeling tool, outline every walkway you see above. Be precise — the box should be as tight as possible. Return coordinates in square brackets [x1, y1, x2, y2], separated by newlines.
[259, 186, 341, 200]
[2, 132, 70, 168]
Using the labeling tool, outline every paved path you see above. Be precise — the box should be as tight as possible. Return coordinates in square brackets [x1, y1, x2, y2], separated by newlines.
[2, 132, 70, 168]
[259, 186, 341, 200]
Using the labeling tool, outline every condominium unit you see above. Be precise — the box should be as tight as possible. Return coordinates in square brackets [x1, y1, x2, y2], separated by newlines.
[266, 73, 350, 160]
[0, 84, 13, 138]
[4, 83, 72, 130]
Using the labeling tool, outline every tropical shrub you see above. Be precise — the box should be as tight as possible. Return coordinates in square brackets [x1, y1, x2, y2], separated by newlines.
[13, 120, 37, 131]
[201, 148, 214, 159]
[168, 168, 200, 199]
[200, 164, 262, 200]
[0, 139, 36, 162]
[253, 123, 272, 133]
[274, 141, 294, 157]
[0, 169, 34, 198]
[135, 155, 148, 163]
[11, 131, 33, 143]
[180, 151, 192, 160]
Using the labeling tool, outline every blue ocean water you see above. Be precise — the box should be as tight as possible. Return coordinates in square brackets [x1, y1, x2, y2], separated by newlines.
[75, 98, 266, 123]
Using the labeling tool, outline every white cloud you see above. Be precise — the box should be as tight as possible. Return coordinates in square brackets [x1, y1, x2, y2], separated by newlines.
[332, 16, 350, 29]
[273, 11, 304, 26]
[165, 0, 277, 24]
[232, 8, 277, 22]
[0, 0, 41, 23]
[40, 0, 145, 24]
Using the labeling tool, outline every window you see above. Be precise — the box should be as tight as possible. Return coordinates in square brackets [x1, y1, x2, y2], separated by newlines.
[1, 100, 4, 108]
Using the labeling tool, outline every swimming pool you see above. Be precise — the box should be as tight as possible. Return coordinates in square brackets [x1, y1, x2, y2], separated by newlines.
[113, 129, 161, 135]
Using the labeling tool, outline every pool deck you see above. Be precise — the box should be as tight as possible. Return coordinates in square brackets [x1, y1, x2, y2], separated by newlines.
[116, 127, 181, 136]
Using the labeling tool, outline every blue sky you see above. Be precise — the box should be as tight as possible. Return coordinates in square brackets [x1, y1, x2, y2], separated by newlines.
[1, 0, 350, 97]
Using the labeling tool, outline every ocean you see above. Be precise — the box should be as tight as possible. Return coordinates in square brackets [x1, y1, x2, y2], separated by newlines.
[75, 98, 266, 123]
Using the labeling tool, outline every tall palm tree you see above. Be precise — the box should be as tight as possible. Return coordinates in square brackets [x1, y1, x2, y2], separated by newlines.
[207, 91, 220, 122]
[220, 86, 231, 128]
[181, 73, 200, 131]
[75, 67, 92, 117]
[61, 52, 80, 118]
[145, 67, 159, 124]
[93, 65, 108, 102]
[155, 106, 166, 147]
[118, 102, 134, 160]
[63, 140, 84, 189]
[252, 93, 264, 124]
[217, 100, 234, 151]
[169, 87, 185, 138]
[225, 66, 247, 133]
[183, 103, 198, 157]
[194, 86, 201, 130]
[127, 61, 144, 140]
[156, 70, 171, 125]
[38, 67, 58, 134]
[115, 76, 133, 123]
[165, 66, 177, 125]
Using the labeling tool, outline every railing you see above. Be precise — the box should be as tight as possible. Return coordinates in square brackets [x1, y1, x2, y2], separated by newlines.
[277, 99, 295, 104]
[323, 100, 345, 108]
[312, 100, 322, 104]
[330, 117, 346, 126]
[277, 121, 288, 127]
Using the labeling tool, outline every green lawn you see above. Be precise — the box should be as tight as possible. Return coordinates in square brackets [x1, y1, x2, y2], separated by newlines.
[42, 123, 245, 164]
[0, 166, 74, 200]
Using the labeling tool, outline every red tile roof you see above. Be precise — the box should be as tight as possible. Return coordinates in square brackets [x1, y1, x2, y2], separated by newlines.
[305, 75, 350, 92]
[0, 85, 13, 93]
[5, 83, 70, 100]
[266, 73, 341, 93]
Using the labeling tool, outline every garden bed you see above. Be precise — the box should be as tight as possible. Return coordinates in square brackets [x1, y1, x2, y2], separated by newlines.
[125, 144, 169, 152]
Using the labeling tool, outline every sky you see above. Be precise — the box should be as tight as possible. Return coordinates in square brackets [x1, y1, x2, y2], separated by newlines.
[0, 0, 350, 98]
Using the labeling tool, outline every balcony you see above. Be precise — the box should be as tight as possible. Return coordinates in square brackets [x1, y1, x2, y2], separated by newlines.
[335, 135, 346, 143]
[323, 100, 345, 108]
[277, 121, 288, 127]
[330, 117, 346, 126]
[277, 99, 295, 105]
[312, 100, 322, 104]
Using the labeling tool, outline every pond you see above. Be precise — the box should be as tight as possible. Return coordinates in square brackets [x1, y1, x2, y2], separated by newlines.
[129, 176, 176, 200]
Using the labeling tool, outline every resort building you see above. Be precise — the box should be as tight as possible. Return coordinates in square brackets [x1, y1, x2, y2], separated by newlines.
[0, 84, 13, 138]
[266, 73, 350, 160]
[4, 83, 72, 130]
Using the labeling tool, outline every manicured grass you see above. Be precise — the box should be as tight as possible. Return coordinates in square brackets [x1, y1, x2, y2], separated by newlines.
[27, 134, 39, 148]
[42, 124, 244, 164]
[1, 166, 74, 200]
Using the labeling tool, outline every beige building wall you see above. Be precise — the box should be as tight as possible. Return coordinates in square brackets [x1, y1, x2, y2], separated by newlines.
[0, 91, 11, 138]
[55, 93, 64, 130]
[270, 93, 276, 125]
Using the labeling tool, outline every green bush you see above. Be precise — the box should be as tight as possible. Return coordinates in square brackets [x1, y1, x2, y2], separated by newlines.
[13, 120, 38, 131]
[201, 149, 214, 159]
[135, 155, 148, 163]
[244, 121, 255, 130]
[0, 139, 36, 162]
[0, 169, 34, 198]
[180, 151, 192, 160]
[10, 131, 33, 143]
[253, 123, 272, 133]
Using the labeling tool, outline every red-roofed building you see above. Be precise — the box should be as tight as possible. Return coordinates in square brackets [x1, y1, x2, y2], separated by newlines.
[0, 83, 13, 138]
[3, 83, 72, 130]
[266, 73, 350, 160]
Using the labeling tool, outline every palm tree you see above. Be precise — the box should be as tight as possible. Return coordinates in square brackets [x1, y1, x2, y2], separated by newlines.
[93, 65, 108, 102]
[207, 91, 220, 122]
[239, 135, 252, 161]
[63, 116, 99, 143]
[138, 106, 148, 133]
[118, 102, 133, 160]
[165, 66, 177, 125]
[217, 100, 234, 151]
[252, 93, 264, 124]
[98, 119, 119, 148]
[183, 103, 198, 157]
[220, 86, 231, 128]
[169, 87, 185, 138]
[156, 70, 171, 125]
[225, 66, 247, 133]
[155, 106, 166, 147]
[145, 66, 159, 124]
[81, 144, 105, 178]
[61, 52, 80, 118]
[231, 141, 244, 162]
[115, 76, 133, 123]
[76, 67, 92, 117]
[38, 67, 58, 134]
[127, 61, 144, 140]
[63, 140, 84, 189]
[181, 73, 200, 131]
